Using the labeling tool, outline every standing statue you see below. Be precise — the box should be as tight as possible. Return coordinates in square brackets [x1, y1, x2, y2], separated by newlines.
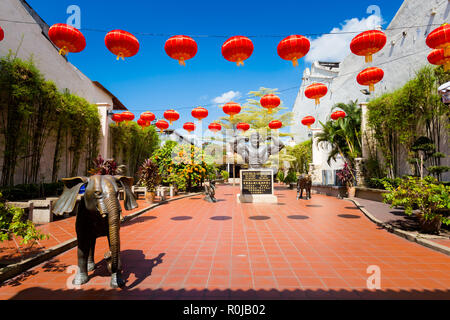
[204, 180, 217, 203]
[297, 174, 312, 200]
[52, 175, 138, 288]
[228, 132, 285, 169]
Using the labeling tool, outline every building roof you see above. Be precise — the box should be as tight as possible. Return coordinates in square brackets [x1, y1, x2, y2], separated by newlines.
[92, 81, 128, 111]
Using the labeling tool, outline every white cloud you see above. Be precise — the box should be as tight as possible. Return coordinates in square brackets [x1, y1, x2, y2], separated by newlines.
[305, 14, 385, 63]
[212, 91, 241, 104]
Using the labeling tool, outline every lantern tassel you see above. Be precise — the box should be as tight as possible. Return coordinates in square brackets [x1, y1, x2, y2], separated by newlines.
[292, 58, 299, 67]
[59, 47, 68, 56]
[369, 84, 375, 92]
[315, 98, 320, 106]
[230, 115, 234, 121]
[444, 62, 450, 72]
[236, 60, 244, 67]
[117, 53, 125, 61]
[268, 109, 273, 114]
[445, 47, 450, 58]
[365, 54, 373, 63]
[179, 58, 186, 66]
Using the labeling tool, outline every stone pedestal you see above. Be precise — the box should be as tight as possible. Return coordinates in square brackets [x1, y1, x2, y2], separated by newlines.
[237, 170, 277, 204]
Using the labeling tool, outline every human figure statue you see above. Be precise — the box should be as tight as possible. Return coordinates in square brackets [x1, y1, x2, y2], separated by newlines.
[204, 180, 217, 203]
[228, 132, 285, 169]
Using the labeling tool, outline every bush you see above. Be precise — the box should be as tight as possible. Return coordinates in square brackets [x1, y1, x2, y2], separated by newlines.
[383, 176, 450, 231]
[284, 170, 297, 184]
[221, 170, 230, 181]
[367, 177, 403, 190]
[277, 171, 285, 183]
[0, 193, 48, 245]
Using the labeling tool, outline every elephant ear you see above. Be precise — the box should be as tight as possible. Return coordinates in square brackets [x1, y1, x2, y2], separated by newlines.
[115, 176, 138, 211]
[53, 177, 88, 216]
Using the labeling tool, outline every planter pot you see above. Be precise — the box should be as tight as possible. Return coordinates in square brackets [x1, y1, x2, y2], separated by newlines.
[347, 186, 356, 198]
[145, 191, 156, 204]
[418, 214, 442, 234]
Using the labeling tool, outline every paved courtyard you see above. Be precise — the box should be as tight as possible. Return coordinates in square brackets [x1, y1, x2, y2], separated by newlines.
[0, 185, 449, 300]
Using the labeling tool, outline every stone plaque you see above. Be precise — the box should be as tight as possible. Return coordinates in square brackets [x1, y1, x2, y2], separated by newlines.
[241, 170, 273, 195]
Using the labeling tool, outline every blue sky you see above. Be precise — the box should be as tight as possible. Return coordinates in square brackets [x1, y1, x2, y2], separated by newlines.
[27, 0, 404, 129]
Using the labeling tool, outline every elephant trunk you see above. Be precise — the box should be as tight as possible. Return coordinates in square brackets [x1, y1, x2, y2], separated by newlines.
[102, 185, 122, 275]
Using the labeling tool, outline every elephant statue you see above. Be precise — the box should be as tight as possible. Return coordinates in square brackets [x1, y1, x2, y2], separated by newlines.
[52, 175, 138, 288]
[297, 174, 312, 200]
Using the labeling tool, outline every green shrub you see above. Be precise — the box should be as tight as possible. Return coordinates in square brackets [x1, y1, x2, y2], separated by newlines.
[221, 170, 230, 181]
[383, 176, 450, 226]
[277, 171, 285, 183]
[367, 177, 403, 190]
[284, 170, 297, 184]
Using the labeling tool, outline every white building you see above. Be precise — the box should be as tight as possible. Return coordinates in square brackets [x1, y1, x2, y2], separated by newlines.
[291, 0, 450, 183]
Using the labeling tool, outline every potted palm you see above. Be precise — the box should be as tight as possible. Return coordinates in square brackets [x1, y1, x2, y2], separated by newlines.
[337, 163, 356, 198]
[138, 159, 161, 203]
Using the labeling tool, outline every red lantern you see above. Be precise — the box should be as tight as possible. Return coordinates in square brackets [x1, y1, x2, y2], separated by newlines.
[305, 83, 328, 106]
[222, 36, 254, 66]
[112, 113, 123, 126]
[302, 116, 315, 129]
[183, 122, 196, 133]
[137, 118, 149, 130]
[237, 122, 250, 132]
[191, 107, 208, 122]
[164, 109, 180, 125]
[350, 30, 387, 63]
[277, 35, 310, 67]
[208, 123, 222, 134]
[165, 35, 198, 66]
[105, 30, 140, 60]
[141, 112, 156, 125]
[269, 120, 283, 130]
[331, 111, 346, 121]
[0, 26, 4, 42]
[426, 24, 450, 57]
[121, 111, 135, 123]
[428, 49, 450, 72]
[48, 23, 86, 56]
[155, 120, 169, 133]
[260, 94, 281, 114]
[357, 67, 384, 93]
[222, 102, 242, 121]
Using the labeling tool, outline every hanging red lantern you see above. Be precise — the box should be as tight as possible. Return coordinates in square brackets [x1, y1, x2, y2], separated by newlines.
[331, 111, 346, 121]
[428, 49, 450, 72]
[121, 111, 135, 123]
[305, 83, 328, 106]
[48, 23, 86, 56]
[0, 26, 4, 42]
[112, 113, 123, 126]
[137, 118, 149, 130]
[155, 120, 169, 133]
[277, 35, 310, 67]
[165, 35, 198, 66]
[191, 107, 208, 122]
[223, 102, 242, 121]
[164, 109, 180, 125]
[208, 123, 222, 134]
[426, 24, 450, 57]
[183, 122, 196, 133]
[269, 120, 283, 130]
[222, 36, 254, 66]
[260, 94, 281, 114]
[357, 67, 384, 93]
[301, 116, 315, 129]
[237, 122, 250, 132]
[350, 30, 387, 63]
[141, 112, 156, 125]
[105, 30, 140, 60]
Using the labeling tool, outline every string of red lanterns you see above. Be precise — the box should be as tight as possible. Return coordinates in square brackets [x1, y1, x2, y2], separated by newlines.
[208, 123, 222, 134]
[350, 30, 387, 64]
[105, 30, 140, 61]
[191, 107, 209, 122]
[183, 122, 196, 133]
[222, 102, 242, 121]
[331, 110, 346, 121]
[236, 122, 250, 133]
[222, 36, 254, 66]
[301, 116, 315, 129]
[165, 35, 198, 66]
[305, 83, 328, 106]
[164, 109, 180, 125]
[260, 94, 281, 114]
[277, 35, 310, 67]
[155, 120, 169, 133]
[357, 67, 384, 93]
[48, 23, 86, 56]
[269, 120, 283, 131]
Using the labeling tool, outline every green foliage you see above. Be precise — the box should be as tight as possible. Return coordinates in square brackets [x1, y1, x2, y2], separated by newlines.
[366, 177, 402, 190]
[383, 177, 450, 226]
[0, 193, 48, 245]
[221, 170, 230, 181]
[110, 122, 160, 178]
[286, 140, 312, 174]
[277, 171, 285, 183]
[367, 66, 449, 179]
[137, 159, 161, 192]
[0, 54, 101, 186]
[284, 169, 297, 185]
[316, 101, 362, 168]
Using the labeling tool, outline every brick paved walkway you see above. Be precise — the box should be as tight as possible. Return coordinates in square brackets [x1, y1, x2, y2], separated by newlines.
[0, 185, 449, 300]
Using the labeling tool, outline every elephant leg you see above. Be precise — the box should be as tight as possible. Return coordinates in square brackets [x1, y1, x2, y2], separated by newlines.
[300, 188, 304, 199]
[73, 236, 90, 286]
[87, 238, 96, 272]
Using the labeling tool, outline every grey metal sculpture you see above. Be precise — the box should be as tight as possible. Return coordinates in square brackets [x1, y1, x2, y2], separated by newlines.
[228, 132, 285, 169]
[204, 180, 217, 203]
[297, 174, 312, 200]
[52, 175, 138, 288]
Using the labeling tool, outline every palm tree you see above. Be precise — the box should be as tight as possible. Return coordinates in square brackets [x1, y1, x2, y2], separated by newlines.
[316, 100, 362, 168]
